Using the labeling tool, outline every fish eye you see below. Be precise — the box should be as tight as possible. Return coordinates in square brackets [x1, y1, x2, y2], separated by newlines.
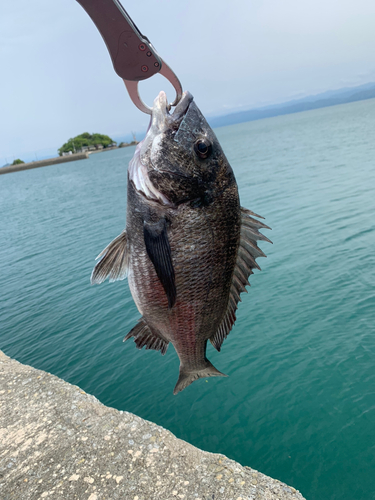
[194, 139, 212, 159]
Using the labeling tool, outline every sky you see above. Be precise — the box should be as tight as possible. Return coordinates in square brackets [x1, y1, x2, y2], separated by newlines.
[1, 0, 375, 163]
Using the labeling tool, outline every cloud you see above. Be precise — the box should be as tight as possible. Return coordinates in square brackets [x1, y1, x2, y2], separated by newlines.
[1, 0, 375, 159]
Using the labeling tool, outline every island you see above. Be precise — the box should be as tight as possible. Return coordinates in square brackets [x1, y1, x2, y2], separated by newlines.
[1, 132, 140, 175]
[58, 132, 117, 156]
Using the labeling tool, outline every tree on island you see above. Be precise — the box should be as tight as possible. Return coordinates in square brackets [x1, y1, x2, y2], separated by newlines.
[58, 133, 116, 156]
[12, 159, 25, 165]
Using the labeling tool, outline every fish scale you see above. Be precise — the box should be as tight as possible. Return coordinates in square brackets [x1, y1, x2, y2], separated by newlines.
[91, 90, 271, 394]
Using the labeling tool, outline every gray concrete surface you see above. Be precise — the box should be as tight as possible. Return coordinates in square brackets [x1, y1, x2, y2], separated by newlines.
[0, 351, 306, 500]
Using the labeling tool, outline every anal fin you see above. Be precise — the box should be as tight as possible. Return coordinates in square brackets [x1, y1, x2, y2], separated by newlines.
[124, 318, 169, 355]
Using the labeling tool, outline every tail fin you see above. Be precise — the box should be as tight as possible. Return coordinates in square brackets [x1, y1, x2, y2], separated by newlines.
[173, 359, 227, 395]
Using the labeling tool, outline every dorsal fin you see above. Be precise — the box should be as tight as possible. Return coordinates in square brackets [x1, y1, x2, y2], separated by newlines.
[210, 207, 272, 352]
[124, 318, 169, 355]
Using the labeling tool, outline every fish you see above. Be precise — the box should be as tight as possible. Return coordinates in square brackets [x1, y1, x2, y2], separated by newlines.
[91, 90, 271, 394]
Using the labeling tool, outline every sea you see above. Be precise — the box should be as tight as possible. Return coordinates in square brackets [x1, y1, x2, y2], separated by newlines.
[1, 98, 375, 500]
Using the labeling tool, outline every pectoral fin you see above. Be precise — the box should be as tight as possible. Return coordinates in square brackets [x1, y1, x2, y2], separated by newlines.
[91, 231, 128, 284]
[143, 218, 176, 308]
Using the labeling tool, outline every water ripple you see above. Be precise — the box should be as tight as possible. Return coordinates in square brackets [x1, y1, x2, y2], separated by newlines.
[1, 101, 375, 500]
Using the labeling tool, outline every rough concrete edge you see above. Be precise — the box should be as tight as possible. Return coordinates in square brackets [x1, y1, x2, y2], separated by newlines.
[0, 350, 306, 500]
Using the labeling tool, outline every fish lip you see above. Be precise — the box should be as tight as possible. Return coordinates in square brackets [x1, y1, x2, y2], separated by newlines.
[170, 91, 194, 123]
[151, 90, 194, 132]
[130, 91, 194, 208]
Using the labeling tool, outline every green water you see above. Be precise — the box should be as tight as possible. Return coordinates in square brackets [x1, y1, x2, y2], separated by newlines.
[1, 99, 375, 500]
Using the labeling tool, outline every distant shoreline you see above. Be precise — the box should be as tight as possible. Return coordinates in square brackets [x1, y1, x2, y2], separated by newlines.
[0, 143, 140, 175]
[208, 87, 375, 129]
[0, 152, 89, 175]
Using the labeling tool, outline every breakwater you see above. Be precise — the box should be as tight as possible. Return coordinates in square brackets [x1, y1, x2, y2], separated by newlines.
[0, 350, 305, 500]
[0, 153, 89, 175]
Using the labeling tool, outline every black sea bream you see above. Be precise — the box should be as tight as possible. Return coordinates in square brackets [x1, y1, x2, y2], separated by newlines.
[92, 91, 271, 394]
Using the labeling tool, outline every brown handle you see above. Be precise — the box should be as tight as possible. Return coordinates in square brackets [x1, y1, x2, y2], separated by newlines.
[76, 0, 162, 81]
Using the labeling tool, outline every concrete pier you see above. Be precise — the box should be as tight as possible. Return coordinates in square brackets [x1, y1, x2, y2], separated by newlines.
[0, 153, 89, 175]
[0, 351, 306, 500]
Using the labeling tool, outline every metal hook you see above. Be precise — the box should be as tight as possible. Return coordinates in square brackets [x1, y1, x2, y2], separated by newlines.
[123, 60, 183, 115]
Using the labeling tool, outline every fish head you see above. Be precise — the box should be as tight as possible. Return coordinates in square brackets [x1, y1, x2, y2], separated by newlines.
[129, 91, 236, 207]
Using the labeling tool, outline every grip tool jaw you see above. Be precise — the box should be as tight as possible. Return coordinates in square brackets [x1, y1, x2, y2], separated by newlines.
[76, 0, 183, 114]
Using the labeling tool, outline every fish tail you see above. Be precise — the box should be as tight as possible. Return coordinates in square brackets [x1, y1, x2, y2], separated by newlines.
[173, 360, 227, 395]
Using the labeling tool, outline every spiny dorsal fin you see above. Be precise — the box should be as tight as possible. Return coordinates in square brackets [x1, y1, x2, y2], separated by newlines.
[91, 231, 128, 284]
[210, 207, 272, 352]
[124, 318, 169, 355]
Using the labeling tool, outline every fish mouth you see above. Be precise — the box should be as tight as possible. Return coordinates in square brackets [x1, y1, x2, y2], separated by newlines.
[150, 90, 194, 133]
[128, 91, 194, 206]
